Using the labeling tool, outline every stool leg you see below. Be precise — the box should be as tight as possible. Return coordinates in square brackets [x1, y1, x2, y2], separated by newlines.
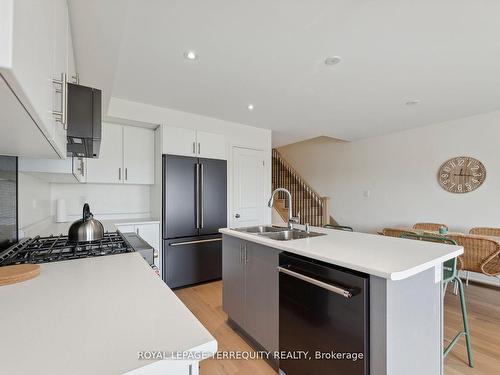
[456, 277, 474, 368]
[443, 281, 449, 296]
[453, 279, 459, 295]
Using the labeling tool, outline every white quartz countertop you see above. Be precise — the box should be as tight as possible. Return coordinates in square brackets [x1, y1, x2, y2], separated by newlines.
[0, 253, 217, 375]
[21, 217, 160, 238]
[220, 226, 463, 281]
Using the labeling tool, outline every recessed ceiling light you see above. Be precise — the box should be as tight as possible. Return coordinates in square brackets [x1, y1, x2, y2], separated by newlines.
[406, 100, 421, 106]
[184, 51, 198, 60]
[324, 56, 341, 65]
[247, 104, 254, 111]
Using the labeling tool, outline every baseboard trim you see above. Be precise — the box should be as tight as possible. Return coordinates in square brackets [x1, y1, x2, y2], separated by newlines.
[226, 318, 279, 371]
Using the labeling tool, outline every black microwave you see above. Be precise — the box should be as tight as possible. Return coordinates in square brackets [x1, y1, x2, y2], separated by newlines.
[66, 83, 102, 158]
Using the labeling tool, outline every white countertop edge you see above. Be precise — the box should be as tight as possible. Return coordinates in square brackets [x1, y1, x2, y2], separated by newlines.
[125, 340, 218, 374]
[219, 228, 464, 281]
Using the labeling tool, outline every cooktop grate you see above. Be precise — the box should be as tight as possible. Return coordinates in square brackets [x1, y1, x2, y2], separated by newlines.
[0, 232, 134, 266]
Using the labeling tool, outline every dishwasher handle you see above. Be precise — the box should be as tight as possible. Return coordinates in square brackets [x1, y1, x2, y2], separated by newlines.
[278, 265, 355, 299]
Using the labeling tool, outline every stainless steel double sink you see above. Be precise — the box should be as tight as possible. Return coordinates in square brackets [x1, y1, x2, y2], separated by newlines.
[234, 225, 325, 241]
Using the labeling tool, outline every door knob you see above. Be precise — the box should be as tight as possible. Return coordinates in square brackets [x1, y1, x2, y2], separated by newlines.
[235, 213, 240, 218]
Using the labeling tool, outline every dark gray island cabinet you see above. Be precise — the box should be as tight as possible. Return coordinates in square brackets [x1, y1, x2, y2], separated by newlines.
[222, 234, 279, 354]
[221, 227, 463, 375]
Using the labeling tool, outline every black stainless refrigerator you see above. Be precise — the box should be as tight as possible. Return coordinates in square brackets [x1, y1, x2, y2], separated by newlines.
[162, 155, 227, 288]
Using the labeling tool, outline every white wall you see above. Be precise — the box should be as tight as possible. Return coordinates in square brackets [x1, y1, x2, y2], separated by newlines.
[50, 183, 150, 221]
[18, 173, 51, 228]
[278, 110, 500, 234]
[108, 97, 272, 150]
[108, 97, 273, 226]
[18, 174, 150, 230]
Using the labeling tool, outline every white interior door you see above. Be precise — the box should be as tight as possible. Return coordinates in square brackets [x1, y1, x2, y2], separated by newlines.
[232, 147, 266, 228]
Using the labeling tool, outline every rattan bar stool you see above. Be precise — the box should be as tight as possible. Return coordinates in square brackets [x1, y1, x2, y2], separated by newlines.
[413, 223, 448, 231]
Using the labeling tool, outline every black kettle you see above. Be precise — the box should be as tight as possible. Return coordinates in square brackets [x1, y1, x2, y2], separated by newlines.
[68, 203, 104, 242]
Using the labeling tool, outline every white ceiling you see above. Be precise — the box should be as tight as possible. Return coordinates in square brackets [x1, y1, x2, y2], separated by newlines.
[69, 0, 500, 146]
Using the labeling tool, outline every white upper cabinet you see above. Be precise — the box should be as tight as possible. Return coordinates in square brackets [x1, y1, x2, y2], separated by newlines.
[123, 126, 155, 184]
[196, 130, 226, 159]
[51, 0, 71, 155]
[162, 126, 197, 157]
[86, 123, 124, 184]
[162, 125, 226, 160]
[18, 156, 86, 183]
[87, 123, 155, 185]
[0, 0, 75, 159]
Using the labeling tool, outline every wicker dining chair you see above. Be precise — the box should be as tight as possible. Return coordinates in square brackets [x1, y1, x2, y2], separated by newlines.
[399, 233, 473, 367]
[382, 228, 418, 238]
[447, 235, 500, 278]
[469, 227, 500, 237]
[413, 223, 448, 231]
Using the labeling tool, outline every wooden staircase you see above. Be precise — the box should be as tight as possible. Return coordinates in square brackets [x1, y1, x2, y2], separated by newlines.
[272, 149, 336, 227]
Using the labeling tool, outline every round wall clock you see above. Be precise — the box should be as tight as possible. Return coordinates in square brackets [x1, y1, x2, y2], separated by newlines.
[438, 157, 486, 193]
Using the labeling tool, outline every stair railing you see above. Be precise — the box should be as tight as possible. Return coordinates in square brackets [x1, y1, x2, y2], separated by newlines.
[272, 149, 331, 227]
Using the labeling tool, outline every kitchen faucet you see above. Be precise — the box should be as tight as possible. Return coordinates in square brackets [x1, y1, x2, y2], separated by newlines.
[268, 188, 299, 229]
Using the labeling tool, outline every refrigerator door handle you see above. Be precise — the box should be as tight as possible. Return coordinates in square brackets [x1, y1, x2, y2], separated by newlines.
[195, 163, 200, 229]
[200, 163, 204, 228]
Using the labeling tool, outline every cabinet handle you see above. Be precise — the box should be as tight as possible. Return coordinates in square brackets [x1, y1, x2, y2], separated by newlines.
[118, 168, 121, 181]
[71, 73, 80, 84]
[245, 245, 248, 263]
[125, 168, 128, 181]
[198, 142, 201, 154]
[136, 228, 139, 235]
[52, 73, 68, 129]
[77, 158, 84, 177]
[193, 142, 196, 154]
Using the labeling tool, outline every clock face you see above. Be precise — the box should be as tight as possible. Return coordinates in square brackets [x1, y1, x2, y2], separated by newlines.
[438, 157, 486, 193]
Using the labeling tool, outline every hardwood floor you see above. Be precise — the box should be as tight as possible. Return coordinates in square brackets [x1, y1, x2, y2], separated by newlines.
[175, 280, 500, 375]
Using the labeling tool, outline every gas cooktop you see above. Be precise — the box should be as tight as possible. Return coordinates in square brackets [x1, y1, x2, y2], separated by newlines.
[0, 231, 135, 266]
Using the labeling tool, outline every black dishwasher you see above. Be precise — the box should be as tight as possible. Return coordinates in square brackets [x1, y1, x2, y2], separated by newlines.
[279, 252, 369, 375]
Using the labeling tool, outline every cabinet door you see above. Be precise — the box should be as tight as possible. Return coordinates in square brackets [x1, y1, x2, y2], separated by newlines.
[4, 0, 61, 157]
[196, 131, 226, 160]
[51, 0, 70, 155]
[86, 123, 123, 183]
[162, 126, 196, 157]
[222, 235, 246, 328]
[66, 12, 77, 83]
[244, 242, 279, 353]
[123, 126, 154, 184]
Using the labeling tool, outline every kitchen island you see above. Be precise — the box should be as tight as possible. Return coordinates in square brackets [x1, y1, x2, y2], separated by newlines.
[220, 225, 463, 375]
[0, 252, 216, 375]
